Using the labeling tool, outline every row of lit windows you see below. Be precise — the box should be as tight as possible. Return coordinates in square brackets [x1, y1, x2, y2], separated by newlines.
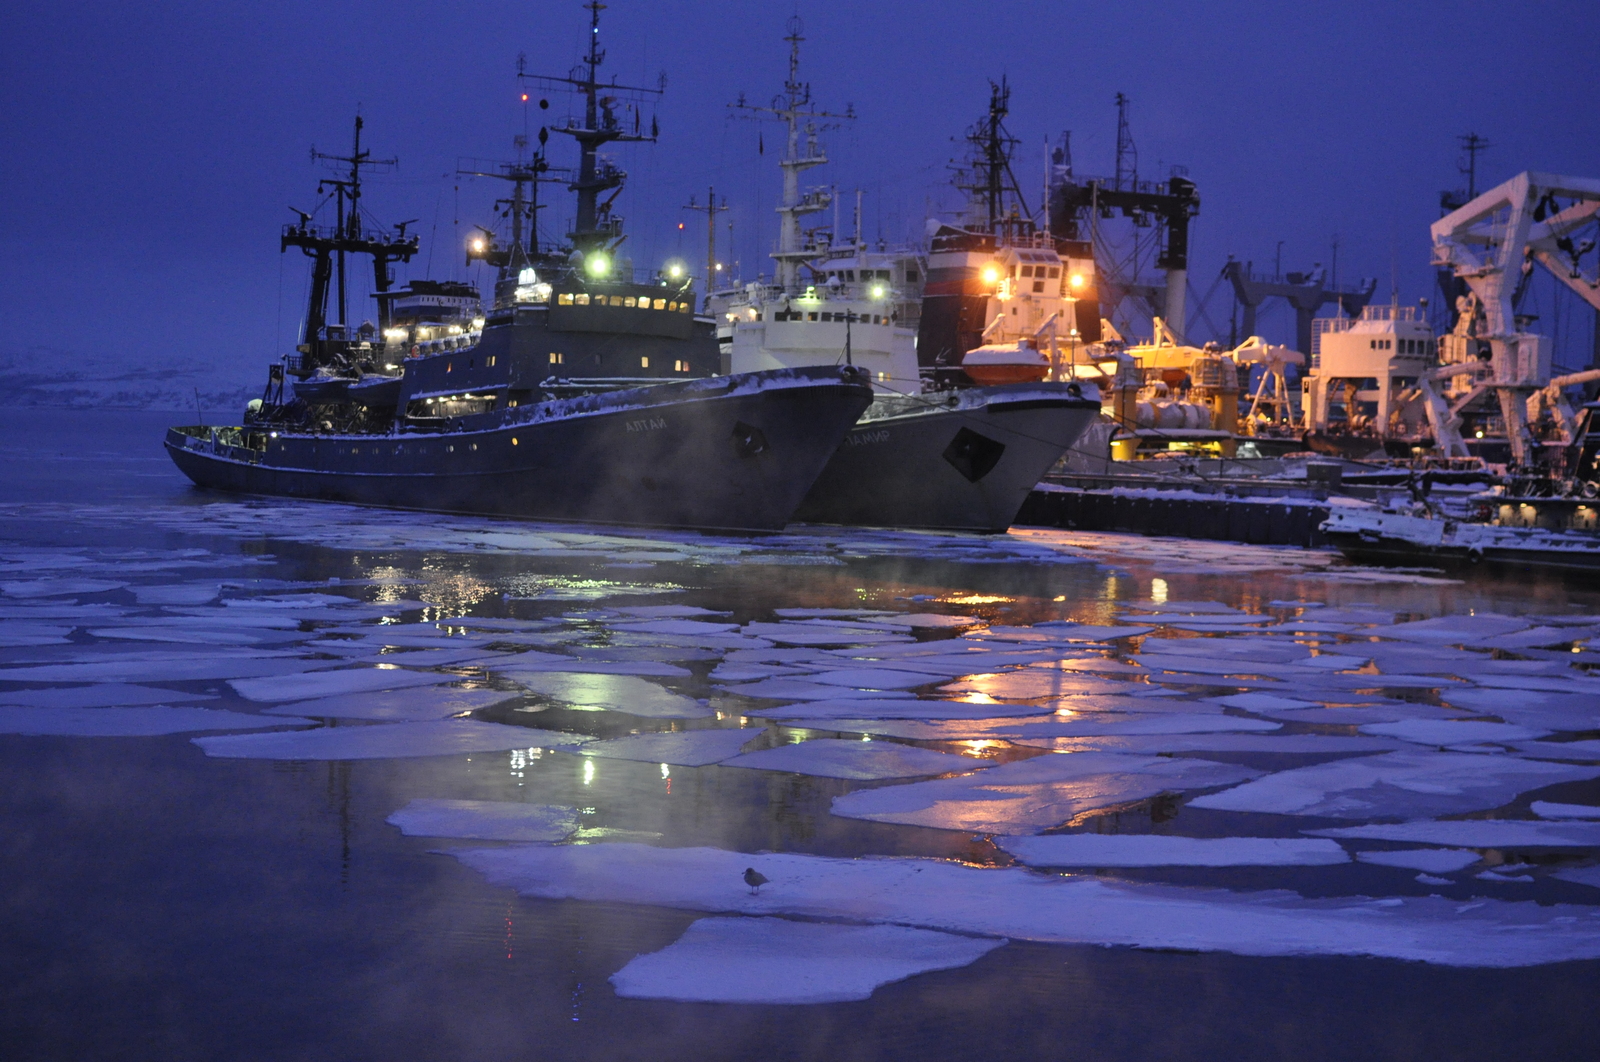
[772, 310, 892, 324]
[1370, 337, 1433, 354]
[443, 355, 496, 373]
[556, 293, 691, 312]
[1016, 264, 1061, 279]
[824, 267, 916, 283]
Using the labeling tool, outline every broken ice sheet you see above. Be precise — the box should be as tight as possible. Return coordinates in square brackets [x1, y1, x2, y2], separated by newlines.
[1187, 749, 1600, 819]
[0, 683, 217, 708]
[1532, 801, 1600, 820]
[1014, 733, 1405, 755]
[722, 738, 985, 780]
[509, 671, 711, 719]
[746, 698, 1057, 721]
[0, 653, 324, 684]
[229, 667, 457, 703]
[582, 728, 760, 767]
[1355, 849, 1481, 874]
[716, 678, 918, 701]
[1554, 866, 1600, 889]
[831, 751, 1259, 834]
[1378, 614, 1530, 644]
[1309, 820, 1600, 848]
[386, 799, 577, 842]
[261, 687, 522, 721]
[1443, 689, 1600, 730]
[1023, 713, 1281, 736]
[0, 578, 127, 598]
[609, 917, 1005, 1004]
[998, 834, 1349, 867]
[194, 719, 584, 760]
[0, 706, 311, 736]
[1359, 719, 1552, 746]
[939, 671, 1137, 700]
[452, 841, 1600, 966]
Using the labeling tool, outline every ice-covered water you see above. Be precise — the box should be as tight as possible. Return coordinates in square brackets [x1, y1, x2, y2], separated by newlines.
[3, 408, 1599, 1060]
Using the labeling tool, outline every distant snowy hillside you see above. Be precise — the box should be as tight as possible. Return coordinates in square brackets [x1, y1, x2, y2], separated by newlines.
[0, 347, 257, 412]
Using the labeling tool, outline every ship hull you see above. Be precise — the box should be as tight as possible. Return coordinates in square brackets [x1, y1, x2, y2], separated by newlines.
[1321, 510, 1600, 575]
[793, 383, 1101, 533]
[166, 367, 872, 533]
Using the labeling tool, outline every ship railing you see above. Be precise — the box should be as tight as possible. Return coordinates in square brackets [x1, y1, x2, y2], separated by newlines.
[168, 425, 268, 464]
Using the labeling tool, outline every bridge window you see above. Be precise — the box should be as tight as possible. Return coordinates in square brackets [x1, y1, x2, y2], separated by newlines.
[1047, 267, 1060, 278]
[905, 268, 919, 282]
[558, 293, 574, 306]
[549, 352, 564, 364]
[653, 298, 666, 310]
[668, 301, 679, 312]
[624, 296, 637, 308]
[611, 295, 625, 307]
[679, 303, 690, 313]
[1021, 266, 1033, 278]
[575, 294, 590, 306]
[641, 356, 650, 368]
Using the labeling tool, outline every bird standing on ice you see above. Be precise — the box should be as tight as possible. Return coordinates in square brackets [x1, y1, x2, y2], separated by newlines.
[743, 867, 770, 894]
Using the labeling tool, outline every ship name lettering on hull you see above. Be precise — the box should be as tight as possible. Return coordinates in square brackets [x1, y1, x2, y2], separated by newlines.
[846, 429, 890, 446]
[626, 417, 668, 433]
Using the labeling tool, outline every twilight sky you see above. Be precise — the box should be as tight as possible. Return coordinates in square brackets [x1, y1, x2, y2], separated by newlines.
[3, 0, 1597, 387]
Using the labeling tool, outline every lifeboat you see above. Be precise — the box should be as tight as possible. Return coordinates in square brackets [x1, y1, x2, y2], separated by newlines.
[959, 338, 1050, 385]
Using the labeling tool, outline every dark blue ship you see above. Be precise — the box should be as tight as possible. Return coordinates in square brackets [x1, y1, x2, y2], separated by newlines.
[166, 3, 871, 531]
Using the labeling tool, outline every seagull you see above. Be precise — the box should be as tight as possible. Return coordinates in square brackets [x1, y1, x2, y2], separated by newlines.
[743, 867, 770, 894]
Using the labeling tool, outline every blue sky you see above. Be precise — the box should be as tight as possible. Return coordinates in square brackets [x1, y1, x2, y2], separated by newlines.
[3, 0, 1596, 380]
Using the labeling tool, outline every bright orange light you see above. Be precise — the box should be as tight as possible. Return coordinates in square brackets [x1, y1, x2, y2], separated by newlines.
[981, 265, 1001, 285]
[520, 93, 529, 102]
[1070, 273, 1085, 288]
[677, 222, 684, 230]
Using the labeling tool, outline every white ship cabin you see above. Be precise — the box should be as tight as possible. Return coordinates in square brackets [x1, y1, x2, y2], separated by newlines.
[381, 281, 485, 363]
[982, 241, 1096, 351]
[717, 275, 920, 394]
[1305, 304, 1436, 435]
[812, 248, 926, 331]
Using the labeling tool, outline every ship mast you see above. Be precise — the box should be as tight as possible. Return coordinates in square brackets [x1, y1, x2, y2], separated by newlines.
[731, 17, 854, 292]
[522, 1, 662, 263]
[281, 115, 419, 367]
[461, 130, 568, 278]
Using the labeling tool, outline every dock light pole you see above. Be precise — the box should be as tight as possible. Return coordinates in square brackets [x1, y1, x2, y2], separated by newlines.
[683, 187, 727, 310]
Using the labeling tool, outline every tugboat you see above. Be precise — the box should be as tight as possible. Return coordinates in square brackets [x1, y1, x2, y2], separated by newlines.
[165, 2, 872, 532]
[715, 26, 1100, 533]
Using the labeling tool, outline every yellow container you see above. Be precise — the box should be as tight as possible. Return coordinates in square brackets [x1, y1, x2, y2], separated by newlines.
[1110, 437, 1140, 461]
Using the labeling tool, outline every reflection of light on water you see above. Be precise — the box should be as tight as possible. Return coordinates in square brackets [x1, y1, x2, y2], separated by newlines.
[860, 733, 872, 742]
[1151, 578, 1169, 604]
[582, 759, 595, 785]
[939, 594, 1012, 606]
[952, 686, 999, 704]
[659, 763, 670, 778]
[958, 739, 1005, 757]
[1053, 706, 1080, 718]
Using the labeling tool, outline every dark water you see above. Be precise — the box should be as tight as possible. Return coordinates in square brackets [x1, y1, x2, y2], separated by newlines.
[1, 408, 1597, 1061]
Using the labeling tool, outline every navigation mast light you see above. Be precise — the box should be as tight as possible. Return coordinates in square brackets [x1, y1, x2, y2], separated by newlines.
[587, 253, 610, 278]
[1069, 273, 1085, 288]
[869, 283, 886, 299]
[470, 237, 487, 253]
[981, 263, 1002, 285]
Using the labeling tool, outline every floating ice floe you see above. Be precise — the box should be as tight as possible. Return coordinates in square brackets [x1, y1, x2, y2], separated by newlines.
[998, 834, 1350, 867]
[1511, 739, 1600, 761]
[939, 672, 1136, 700]
[0, 706, 310, 736]
[0, 623, 75, 647]
[451, 841, 1600, 966]
[1554, 866, 1600, 889]
[1354, 849, 1482, 873]
[1011, 733, 1406, 755]
[386, 799, 577, 842]
[722, 738, 985, 780]
[1359, 720, 1553, 746]
[500, 654, 693, 678]
[0, 578, 127, 598]
[129, 584, 220, 606]
[739, 622, 911, 646]
[508, 671, 711, 719]
[1532, 801, 1600, 819]
[193, 719, 583, 760]
[582, 728, 760, 767]
[831, 751, 1259, 834]
[611, 619, 741, 636]
[229, 667, 456, 703]
[0, 683, 216, 708]
[0, 653, 322, 684]
[1379, 614, 1530, 644]
[1188, 750, 1600, 818]
[261, 687, 521, 721]
[747, 698, 1057, 721]
[609, 917, 1005, 1004]
[1252, 703, 1477, 725]
[1442, 690, 1600, 733]
[1061, 711, 1283, 735]
[717, 678, 918, 701]
[1307, 820, 1600, 848]
[85, 624, 306, 646]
